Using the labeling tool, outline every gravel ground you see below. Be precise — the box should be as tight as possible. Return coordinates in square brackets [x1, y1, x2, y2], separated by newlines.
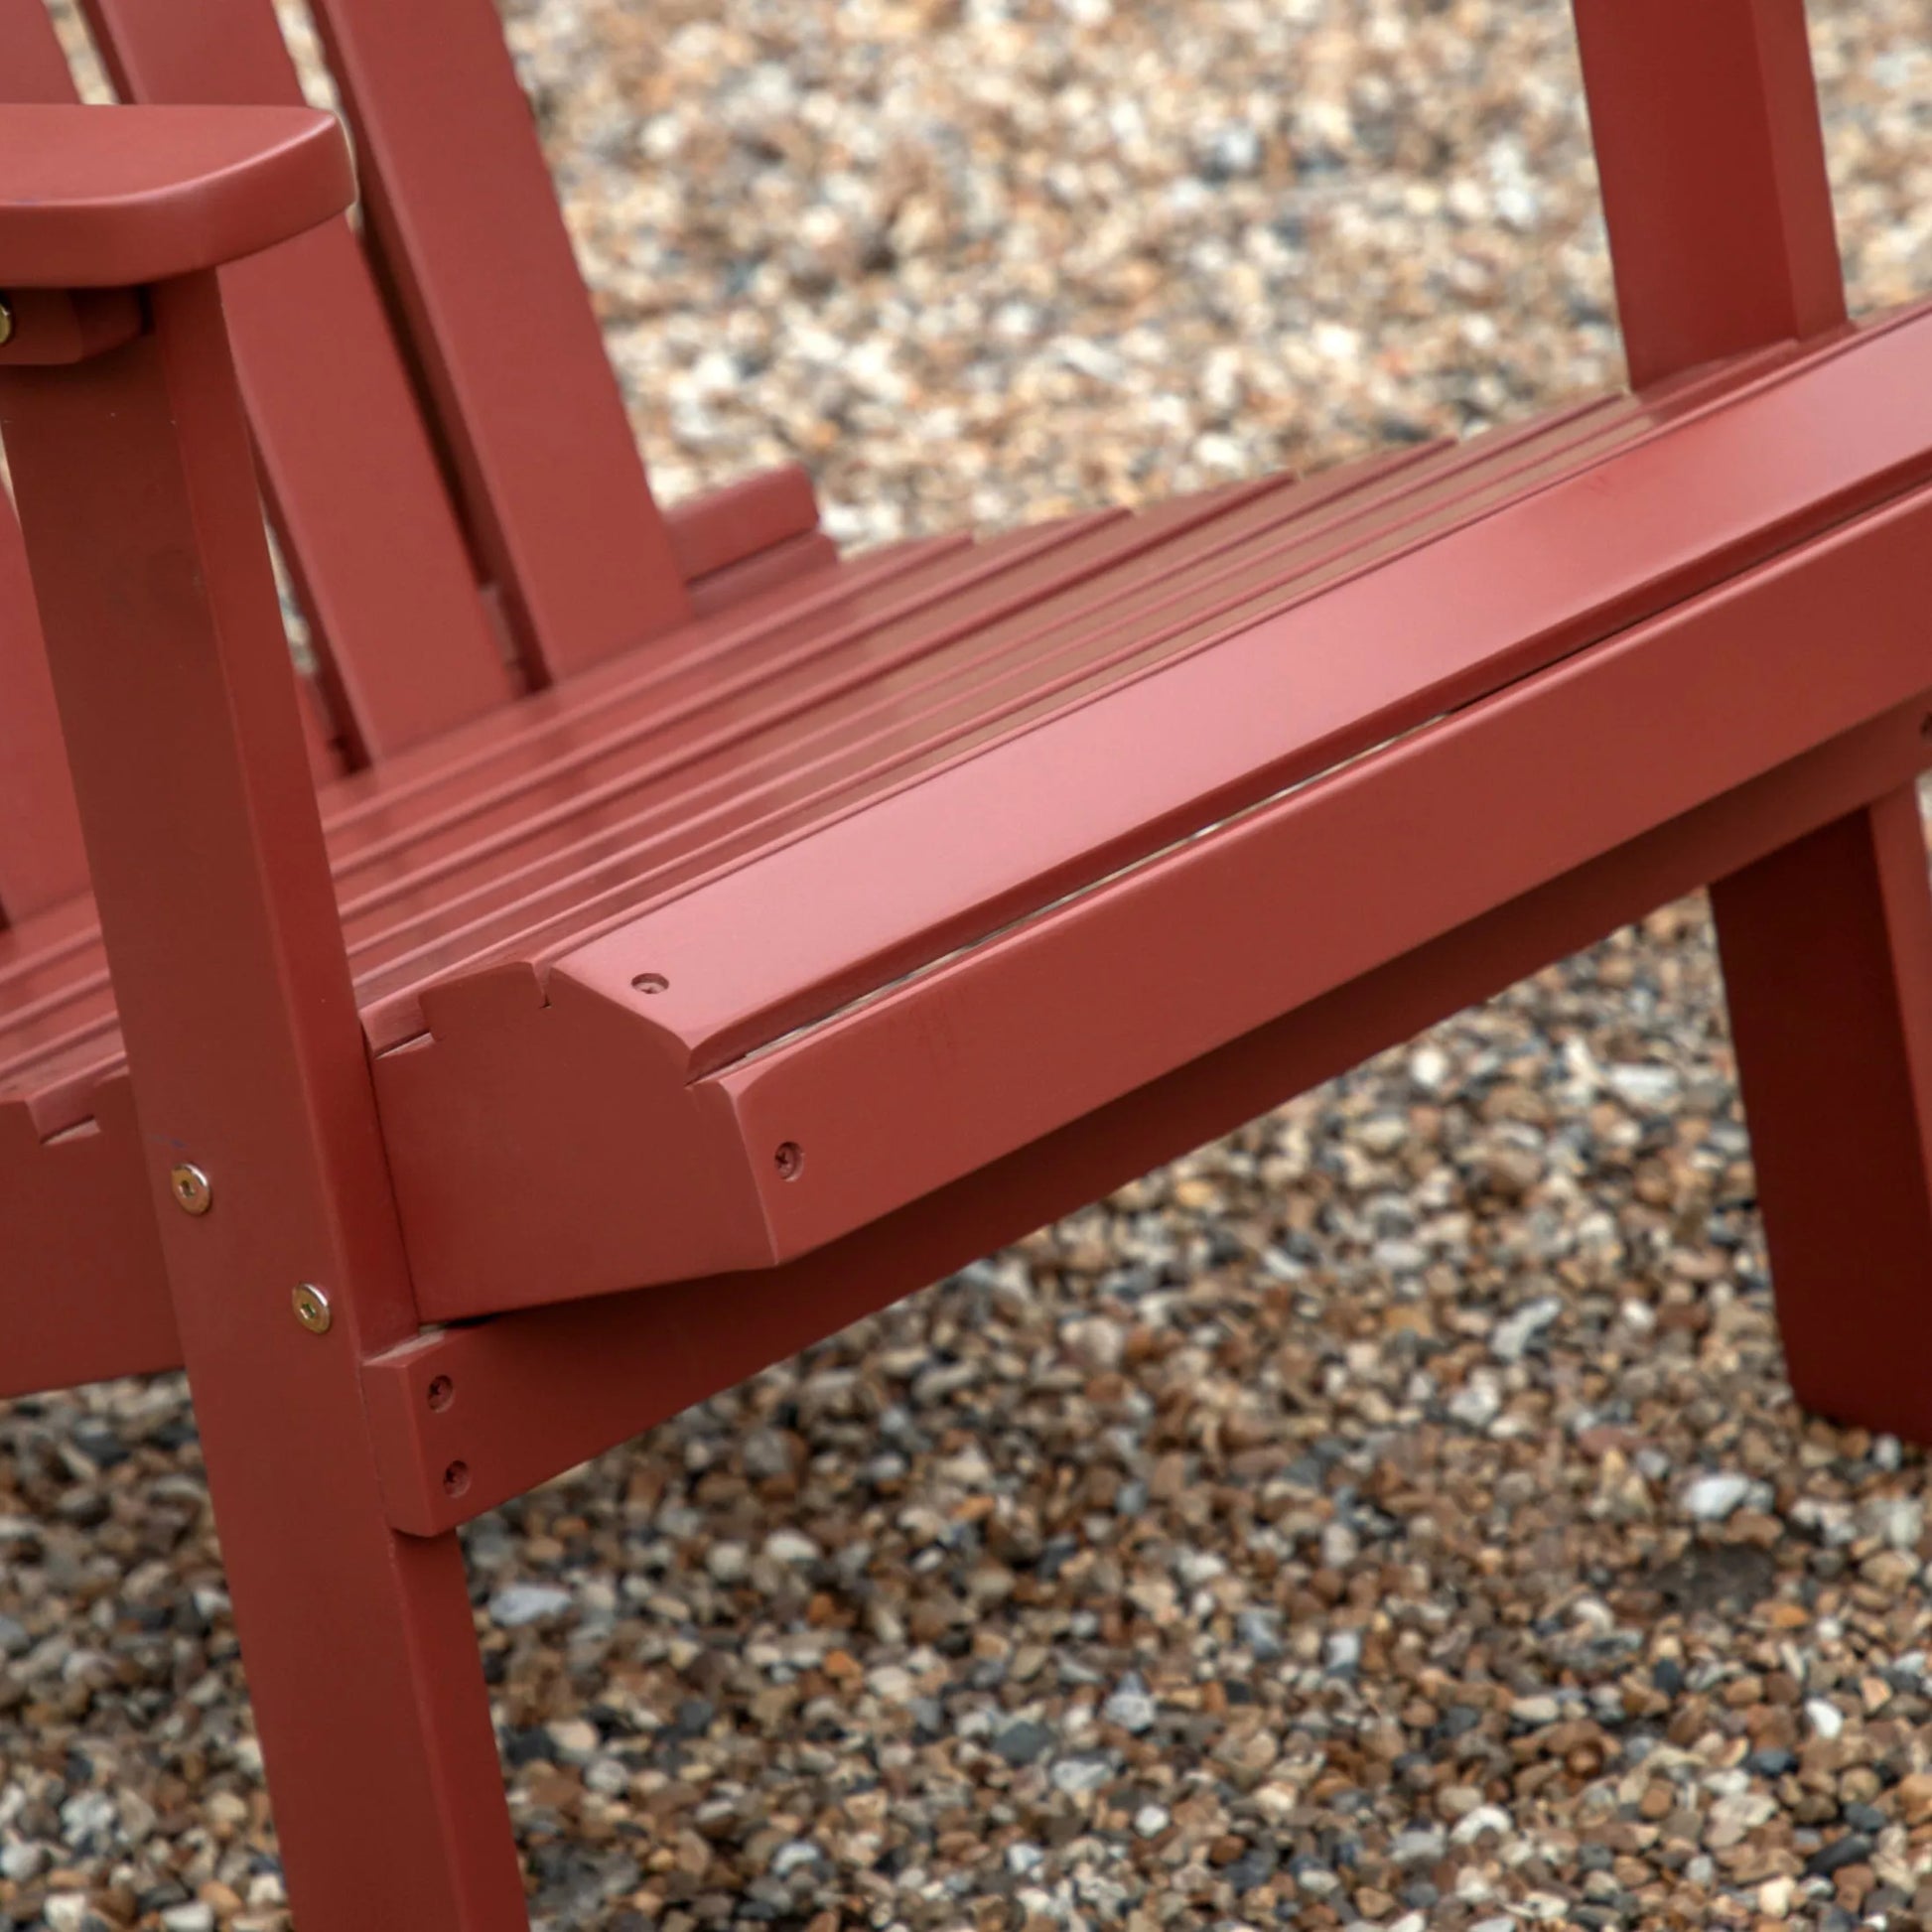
[13, 3, 1932, 1929]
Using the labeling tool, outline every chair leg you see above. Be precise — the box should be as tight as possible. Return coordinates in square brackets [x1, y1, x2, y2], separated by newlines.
[1711, 782, 1932, 1444]
[0, 289, 530, 1928]
[178, 1260, 529, 1931]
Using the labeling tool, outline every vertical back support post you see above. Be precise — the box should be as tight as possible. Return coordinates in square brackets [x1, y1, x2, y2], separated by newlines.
[77, 0, 520, 765]
[1574, 0, 1846, 389]
[0, 276, 525, 1928]
[1578, 0, 1932, 1440]
[0, 0, 108, 919]
[303, 0, 697, 683]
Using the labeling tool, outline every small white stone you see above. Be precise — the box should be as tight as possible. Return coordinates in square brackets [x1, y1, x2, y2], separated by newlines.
[1449, 1376, 1502, 1430]
[705, 1541, 750, 1584]
[1491, 1297, 1562, 1363]
[1102, 1675, 1157, 1732]
[1065, 1315, 1125, 1371]
[762, 1529, 820, 1565]
[1451, 1806, 1515, 1845]
[1050, 1754, 1114, 1796]
[1409, 1045, 1451, 1094]
[1805, 1698, 1845, 1740]
[866, 1664, 915, 1702]
[1865, 1496, 1923, 1550]
[1133, 1804, 1170, 1838]
[0, 1841, 42, 1883]
[1706, 1791, 1776, 1848]
[1321, 1522, 1359, 1568]
[1325, 1630, 1363, 1674]
[1683, 1472, 1752, 1522]
[1605, 1062, 1679, 1108]
[769, 1839, 820, 1878]
[1356, 1113, 1408, 1156]
[545, 1718, 600, 1763]
[486, 1583, 573, 1628]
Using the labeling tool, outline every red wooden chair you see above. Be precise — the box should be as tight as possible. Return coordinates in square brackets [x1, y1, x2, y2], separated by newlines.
[1, 0, 1928, 1922]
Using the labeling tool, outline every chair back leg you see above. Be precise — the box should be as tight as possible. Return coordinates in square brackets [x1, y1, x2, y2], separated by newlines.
[1576, 0, 1932, 1440]
[1714, 792, 1932, 1441]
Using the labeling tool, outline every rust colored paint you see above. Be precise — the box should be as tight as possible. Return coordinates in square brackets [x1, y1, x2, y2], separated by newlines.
[2, 0, 1931, 1918]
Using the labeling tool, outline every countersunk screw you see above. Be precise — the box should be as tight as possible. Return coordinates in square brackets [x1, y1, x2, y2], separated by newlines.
[774, 1141, 804, 1181]
[291, 1284, 334, 1335]
[0, 297, 14, 349]
[168, 1164, 213, 1215]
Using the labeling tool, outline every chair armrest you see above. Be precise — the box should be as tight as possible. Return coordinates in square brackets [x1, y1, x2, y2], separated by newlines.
[0, 104, 352, 289]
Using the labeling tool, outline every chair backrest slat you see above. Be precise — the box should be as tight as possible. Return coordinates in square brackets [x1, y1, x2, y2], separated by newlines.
[77, 0, 517, 764]
[303, 0, 694, 683]
[0, 1, 98, 919]
[1574, 0, 1845, 390]
[0, 493, 87, 922]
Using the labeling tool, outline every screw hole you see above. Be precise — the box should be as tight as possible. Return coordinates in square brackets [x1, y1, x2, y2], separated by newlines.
[774, 1141, 804, 1181]
[426, 1375, 455, 1414]
[631, 972, 669, 995]
[442, 1460, 471, 1499]
[1920, 713, 1932, 741]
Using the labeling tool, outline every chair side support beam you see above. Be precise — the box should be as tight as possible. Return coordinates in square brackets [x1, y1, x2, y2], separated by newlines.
[366, 695, 1932, 1536]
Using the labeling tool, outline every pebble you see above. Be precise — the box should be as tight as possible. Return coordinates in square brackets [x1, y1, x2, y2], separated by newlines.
[992, 1719, 1054, 1766]
[1684, 1471, 1754, 1521]
[1100, 1674, 1157, 1733]
[1808, 1697, 1849, 1740]
[486, 1583, 574, 1628]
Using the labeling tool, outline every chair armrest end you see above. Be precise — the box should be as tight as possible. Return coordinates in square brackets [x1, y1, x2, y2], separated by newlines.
[0, 104, 353, 290]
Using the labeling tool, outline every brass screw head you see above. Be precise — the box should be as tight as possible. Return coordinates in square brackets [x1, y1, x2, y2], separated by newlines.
[0, 296, 14, 349]
[168, 1164, 213, 1215]
[291, 1284, 334, 1335]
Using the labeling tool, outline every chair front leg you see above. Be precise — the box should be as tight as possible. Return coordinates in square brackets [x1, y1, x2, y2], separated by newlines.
[0, 274, 527, 1928]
